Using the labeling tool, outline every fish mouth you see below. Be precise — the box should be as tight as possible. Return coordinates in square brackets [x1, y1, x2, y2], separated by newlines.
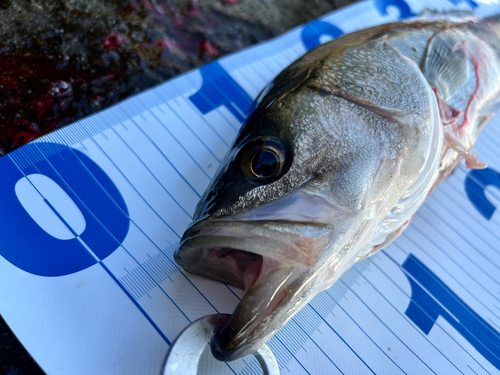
[174, 218, 334, 361]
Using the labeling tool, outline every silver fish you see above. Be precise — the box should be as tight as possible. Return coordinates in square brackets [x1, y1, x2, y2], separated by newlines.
[175, 15, 500, 361]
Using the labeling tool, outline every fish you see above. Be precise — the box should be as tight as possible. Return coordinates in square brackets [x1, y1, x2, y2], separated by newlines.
[175, 14, 500, 361]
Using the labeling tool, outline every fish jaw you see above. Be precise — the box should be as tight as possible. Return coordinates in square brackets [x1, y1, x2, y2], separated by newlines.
[175, 212, 336, 290]
[175, 191, 350, 291]
[175, 221, 334, 361]
[174, 192, 361, 361]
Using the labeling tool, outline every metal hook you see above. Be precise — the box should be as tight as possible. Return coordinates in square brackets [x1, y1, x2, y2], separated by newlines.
[162, 314, 280, 375]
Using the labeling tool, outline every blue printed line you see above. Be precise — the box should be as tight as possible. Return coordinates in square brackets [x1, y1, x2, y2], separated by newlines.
[183, 90, 240, 134]
[163, 100, 222, 163]
[482, 333, 500, 353]
[234, 65, 265, 95]
[376, 251, 490, 374]
[225, 285, 244, 300]
[147, 108, 213, 180]
[474, 131, 500, 162]
[43, 198, 79, 237]
[415, 203, 500, 284]
[100, 261, 171, 345]
[27, 144, 196, 327]
[120, 275, 142, 300]
[144, 253, 174, 283]
[348, 266, 437, 374]
[66, 139, 222, 315]
[187, 78, 242, 131]
[122, 268, 150, 299]
[173, 97, 232, 148]
[225, 363, 238, 375]
[130, 117, 202, 198]
[291, 319, 344, 374]
[445, 170, 500, 240]
[308, 302, 376, 375]
[325, 282, 408, 375]
[274, 335, 311, 375]
[431, 180, 500, 247]
[409, 216, 500, 302]
[415, 200, 500, 282]
[423, 197, 500, 267]
[400, 223, 500, 319]
[109, 127, 194, 219]
[468, 364, 480, 375]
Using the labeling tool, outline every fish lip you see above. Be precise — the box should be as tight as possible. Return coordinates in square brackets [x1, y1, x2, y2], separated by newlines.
[208, 263, 306, 361]
[177, 219, 334, 272]
[174, 218, 334, 361]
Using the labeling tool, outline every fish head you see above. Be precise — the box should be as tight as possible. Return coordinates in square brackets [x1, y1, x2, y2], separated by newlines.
[175, 37, 443, 361]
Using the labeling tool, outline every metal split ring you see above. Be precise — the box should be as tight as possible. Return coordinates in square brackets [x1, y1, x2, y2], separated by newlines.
[162, 314, 280, 375]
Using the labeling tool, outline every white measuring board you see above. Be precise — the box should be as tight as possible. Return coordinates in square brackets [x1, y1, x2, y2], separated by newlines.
[1, 0, 500, 374]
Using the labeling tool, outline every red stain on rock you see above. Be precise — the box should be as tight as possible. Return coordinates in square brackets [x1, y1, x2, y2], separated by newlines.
[0, 0, 274, 155]
[186, 1, 201, 16]
[156, 39, 180, 50]
[12, 132, 37, 147]
[33, 97, 55, 118]
[199, 41, 219, 57]
[102, 33, 127, 50]
[0, 77, 18, 90]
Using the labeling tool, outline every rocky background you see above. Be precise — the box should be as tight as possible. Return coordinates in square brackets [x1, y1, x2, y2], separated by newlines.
[0, 0, 357, 373]
[0, 0, 356, 156]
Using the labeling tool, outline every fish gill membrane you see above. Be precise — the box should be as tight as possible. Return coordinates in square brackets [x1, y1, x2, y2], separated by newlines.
[175, 15, 500, 361]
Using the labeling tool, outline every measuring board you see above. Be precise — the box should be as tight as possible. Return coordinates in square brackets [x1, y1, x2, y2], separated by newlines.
[1, 0, 500, 374]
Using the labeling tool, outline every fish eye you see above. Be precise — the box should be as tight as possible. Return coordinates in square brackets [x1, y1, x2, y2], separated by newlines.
[240, 137, 286, 182]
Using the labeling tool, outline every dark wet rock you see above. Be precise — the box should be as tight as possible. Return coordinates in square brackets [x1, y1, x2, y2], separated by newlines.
[0, 0, 356, 156]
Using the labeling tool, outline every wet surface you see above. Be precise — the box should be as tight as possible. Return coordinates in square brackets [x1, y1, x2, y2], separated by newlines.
[0, 0, 355, 156]
[0, 0, 275, 155]
[0, 0, 356, 373]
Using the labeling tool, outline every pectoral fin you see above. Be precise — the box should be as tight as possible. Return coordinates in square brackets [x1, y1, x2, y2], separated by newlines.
[445, 133, 487, 170]
[423, 33, 469, 101]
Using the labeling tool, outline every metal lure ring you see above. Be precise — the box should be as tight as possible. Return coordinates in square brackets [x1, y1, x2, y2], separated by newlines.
[162, 314, 280, 375]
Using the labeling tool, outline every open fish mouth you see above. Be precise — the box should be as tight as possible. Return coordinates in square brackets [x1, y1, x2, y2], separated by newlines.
[175, 218, 335, 361]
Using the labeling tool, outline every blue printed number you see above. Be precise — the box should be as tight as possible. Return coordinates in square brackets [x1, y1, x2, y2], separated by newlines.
[402, 254, 500, 370]
[0, 142, 130, 277]
[301, 21, 344, 51]
[374, 0, 415, 19]
[189, 62, 253, 124]
[447, 0, 478, 8]
[465, 167, 500, 220]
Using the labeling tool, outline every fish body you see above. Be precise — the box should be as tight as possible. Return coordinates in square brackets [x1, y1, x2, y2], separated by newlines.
[175, 15, 500, 361]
